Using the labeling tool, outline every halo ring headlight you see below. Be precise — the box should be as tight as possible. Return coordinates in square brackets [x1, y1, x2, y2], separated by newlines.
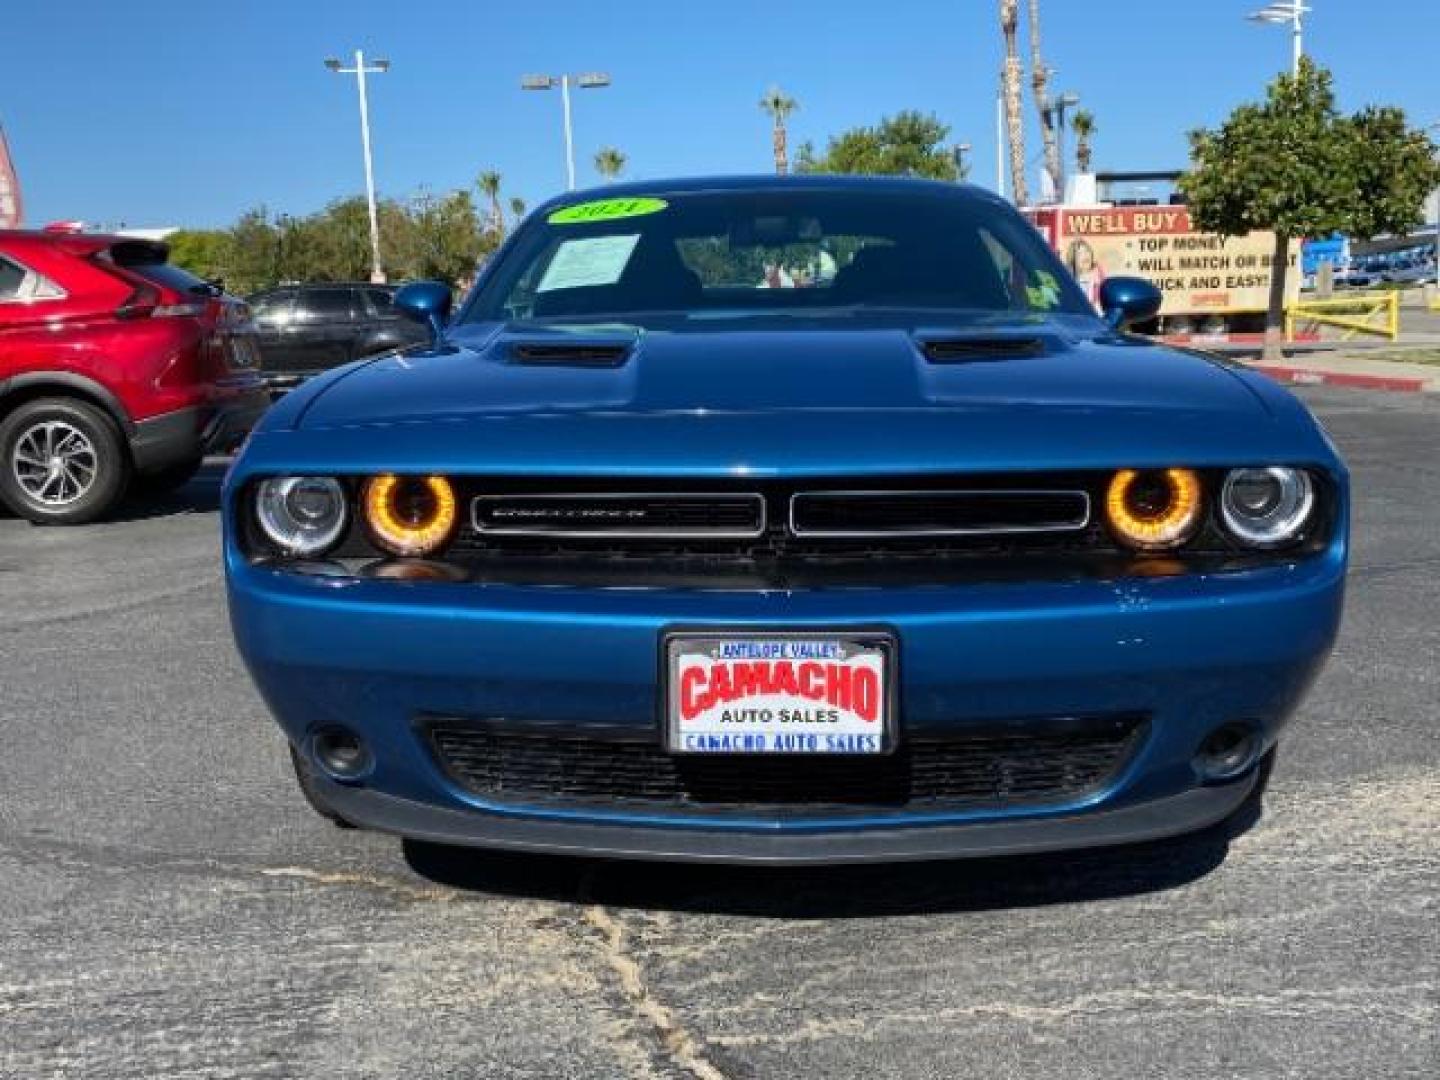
[1105, 468, 1203, 551]
[1220, 467, 1315, 548]
[362, 474, 458, 557]
[255, 476, 349, 557]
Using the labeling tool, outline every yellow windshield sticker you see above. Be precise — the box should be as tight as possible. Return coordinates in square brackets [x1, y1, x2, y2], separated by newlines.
[1027, 272, 1062, 310]
[548, 197, 668, 225]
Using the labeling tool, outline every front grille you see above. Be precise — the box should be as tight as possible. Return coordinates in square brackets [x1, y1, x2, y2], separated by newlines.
[472, 492, 765, 538]
[789, 489, 1090, 537]
[426, 716, 1145, 817]
[445, 475, 1112, 586]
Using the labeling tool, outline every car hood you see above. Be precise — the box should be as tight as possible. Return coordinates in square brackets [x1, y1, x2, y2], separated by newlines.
[256, 317, 1327, 477]
[301, 317, 1267, 419]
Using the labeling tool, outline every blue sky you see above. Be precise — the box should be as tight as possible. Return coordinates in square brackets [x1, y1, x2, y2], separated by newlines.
[2, 0, 1436, 228]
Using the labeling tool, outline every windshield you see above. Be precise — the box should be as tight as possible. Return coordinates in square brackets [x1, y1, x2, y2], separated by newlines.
[464, 189, 1093, 324]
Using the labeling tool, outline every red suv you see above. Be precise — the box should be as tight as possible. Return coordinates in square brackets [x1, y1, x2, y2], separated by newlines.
[0, 230, 269, 523]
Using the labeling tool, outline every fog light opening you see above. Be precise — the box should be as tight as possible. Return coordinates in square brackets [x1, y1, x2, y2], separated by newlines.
[311, 727, 372, 782]
[1196, 723, 1261, 782]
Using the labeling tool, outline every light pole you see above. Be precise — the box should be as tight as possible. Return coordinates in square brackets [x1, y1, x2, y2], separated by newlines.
[325, 51, 390, 284]
[522, 72, 611, 191]
[952, 142, 973, 182]
[1247, 1, 1310, 75]
[1051, 91, 1080, 203]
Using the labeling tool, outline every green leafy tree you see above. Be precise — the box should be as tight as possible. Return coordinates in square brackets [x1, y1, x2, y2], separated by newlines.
[189, 188, 493, 295]
[798, 111, 959, 181]
[509, 196, 527, 224]
[409, 190, 485, 284]
[1343, 106, 1440, 241]
[225, 208, 281, 294]
[1182, 59, 1440, 362]
[165, 229, 231, 285]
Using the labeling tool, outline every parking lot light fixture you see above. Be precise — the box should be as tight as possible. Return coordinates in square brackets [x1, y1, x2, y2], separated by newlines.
[952, 142, 973, 182]
[326, 50, 391, 284]
[1052, 92, 1080, 200]
[522, 72, 613, 191]
[1247, 1, 1310, 75]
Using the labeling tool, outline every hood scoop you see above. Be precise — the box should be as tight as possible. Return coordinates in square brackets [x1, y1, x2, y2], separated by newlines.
[917, 332, 1052, 364]
[508, 340, 634, 368]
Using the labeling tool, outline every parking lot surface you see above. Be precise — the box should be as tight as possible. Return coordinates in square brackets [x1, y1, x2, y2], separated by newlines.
[1, 387, 1435, 1079]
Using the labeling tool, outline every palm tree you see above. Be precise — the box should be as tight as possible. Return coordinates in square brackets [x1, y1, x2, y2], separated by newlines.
[1027, 0, 1061, 201]
[476, 170, 504, 241]
[759, 86, 799, 175]
[999, 2, 1029, 205]
[1071, 110, 1097, 174]
[509, 196, 527, 224]
[593, 147, 627, 182]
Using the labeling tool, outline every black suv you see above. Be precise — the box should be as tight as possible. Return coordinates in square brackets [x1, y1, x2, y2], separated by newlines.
[247, 284, 430, 391]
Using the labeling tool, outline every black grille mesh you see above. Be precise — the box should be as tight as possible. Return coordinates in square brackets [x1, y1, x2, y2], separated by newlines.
[791, 490, 1088, 535]
[427, 717, 1145, 816]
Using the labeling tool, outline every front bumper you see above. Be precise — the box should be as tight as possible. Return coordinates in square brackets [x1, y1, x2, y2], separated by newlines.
[227, 542, 1345, 863]
[314, 768, 1259, 864]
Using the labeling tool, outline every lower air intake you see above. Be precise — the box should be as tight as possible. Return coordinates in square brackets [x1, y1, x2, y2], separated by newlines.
[426, 716, 1146, 817]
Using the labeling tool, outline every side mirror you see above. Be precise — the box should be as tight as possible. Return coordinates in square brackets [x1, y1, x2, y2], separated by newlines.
[1099, 276, 1163, 330]
[394, 281, 453, 347]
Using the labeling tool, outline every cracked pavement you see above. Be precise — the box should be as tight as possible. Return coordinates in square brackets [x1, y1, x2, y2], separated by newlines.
[1, 387, 1436, 1078]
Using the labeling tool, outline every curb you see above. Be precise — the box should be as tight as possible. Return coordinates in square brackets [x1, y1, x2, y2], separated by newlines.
[1248, 364, 1435, 394]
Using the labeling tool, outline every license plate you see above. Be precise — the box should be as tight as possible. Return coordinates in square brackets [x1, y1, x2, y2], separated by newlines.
[664, 632, 894, 754]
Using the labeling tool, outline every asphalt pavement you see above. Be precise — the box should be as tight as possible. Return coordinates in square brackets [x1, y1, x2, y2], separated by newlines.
[1, 386, 1435, 1079]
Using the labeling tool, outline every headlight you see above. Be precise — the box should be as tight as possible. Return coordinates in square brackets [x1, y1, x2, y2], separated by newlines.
[256, 476, 349, 556]
[1105, 468, 1203, 551]
[1220, 467, 1315, 548]
[361, 474, 458, 557]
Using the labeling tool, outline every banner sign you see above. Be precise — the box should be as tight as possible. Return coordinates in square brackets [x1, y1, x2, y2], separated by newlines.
[1030, 206, 1300, 316]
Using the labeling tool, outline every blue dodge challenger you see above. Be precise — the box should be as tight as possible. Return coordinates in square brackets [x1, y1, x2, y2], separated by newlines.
[224, 176, 1347, 863]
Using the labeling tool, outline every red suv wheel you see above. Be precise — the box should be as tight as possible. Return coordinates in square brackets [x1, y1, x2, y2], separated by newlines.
[0, 396, 130, 524]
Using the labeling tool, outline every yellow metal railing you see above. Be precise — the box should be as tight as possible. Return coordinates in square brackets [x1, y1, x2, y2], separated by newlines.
[1286, 291, 1400, 342]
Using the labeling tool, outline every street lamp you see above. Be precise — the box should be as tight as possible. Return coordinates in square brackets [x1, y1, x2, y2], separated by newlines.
[325, 51, 390, 284]
[952, 142, 973, 182]
[522, 72, 612, 191]
[1247, 1, 1310, 75]
[1051, 91, 1080, 202]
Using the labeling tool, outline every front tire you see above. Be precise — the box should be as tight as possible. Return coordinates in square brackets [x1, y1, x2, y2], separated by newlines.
[0, 397, 130, 524]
